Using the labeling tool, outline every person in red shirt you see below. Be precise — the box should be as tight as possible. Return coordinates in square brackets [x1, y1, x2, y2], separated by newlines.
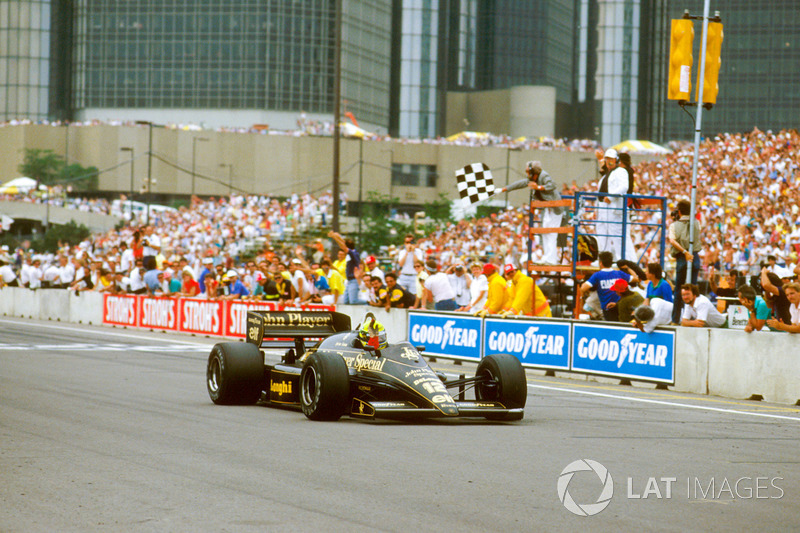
[180, 269, 201, 297]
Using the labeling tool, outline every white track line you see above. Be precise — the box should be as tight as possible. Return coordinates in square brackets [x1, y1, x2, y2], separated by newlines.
[531, 383, 800, 423]
[0, 318, 212, 345]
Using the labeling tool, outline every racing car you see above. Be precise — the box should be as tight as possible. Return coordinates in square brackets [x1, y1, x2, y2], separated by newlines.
[206, 310, 527, 421]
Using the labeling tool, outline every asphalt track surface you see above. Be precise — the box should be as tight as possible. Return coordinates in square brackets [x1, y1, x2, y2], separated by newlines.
[2, 317, 800, 532]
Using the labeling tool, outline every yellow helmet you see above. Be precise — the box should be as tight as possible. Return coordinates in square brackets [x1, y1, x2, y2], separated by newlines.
[358, 314, 388, 349]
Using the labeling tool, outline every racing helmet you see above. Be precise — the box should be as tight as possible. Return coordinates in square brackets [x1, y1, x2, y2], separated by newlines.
[358, 315, 388, 350]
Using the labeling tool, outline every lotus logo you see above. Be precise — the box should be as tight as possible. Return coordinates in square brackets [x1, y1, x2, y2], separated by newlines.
[557, 459, 613, 516]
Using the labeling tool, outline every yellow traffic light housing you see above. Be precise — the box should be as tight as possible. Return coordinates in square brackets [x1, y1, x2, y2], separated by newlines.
[698, 21, 723, 106]
[668, 19, 694, 100]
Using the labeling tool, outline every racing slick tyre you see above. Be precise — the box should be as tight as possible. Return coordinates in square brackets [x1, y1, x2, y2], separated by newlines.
[300, 352, 350, 421]
[207, 342, 264, 405]
[476, 354, 527, 420]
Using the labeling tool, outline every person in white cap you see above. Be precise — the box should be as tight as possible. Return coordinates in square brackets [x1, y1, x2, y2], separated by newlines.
[594, 148, 632, 261]
[220, 269, 249, 300]
[594, 148, 617, 255]
[27, 256, 43, 289]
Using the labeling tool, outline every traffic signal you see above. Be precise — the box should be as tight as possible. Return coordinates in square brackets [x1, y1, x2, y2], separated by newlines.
[667, 19, 694, 101]
[698, 21, 723, 106]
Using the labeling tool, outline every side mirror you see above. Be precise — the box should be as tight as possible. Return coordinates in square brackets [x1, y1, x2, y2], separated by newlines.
[415, 345, 426, 353]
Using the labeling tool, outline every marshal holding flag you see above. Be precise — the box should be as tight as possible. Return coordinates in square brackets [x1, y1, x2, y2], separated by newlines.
[455, 163, 495, 206]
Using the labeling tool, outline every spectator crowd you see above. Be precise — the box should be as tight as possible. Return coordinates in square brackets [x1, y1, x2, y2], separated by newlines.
[1, 126, 799, 333]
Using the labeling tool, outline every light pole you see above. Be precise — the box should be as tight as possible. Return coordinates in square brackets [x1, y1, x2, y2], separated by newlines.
[135, 120, 154, 225]
[220, 163, 233, 196]
[331, 0, 342, 232]
[505, 145, 522, 209]
[357, 137, 364, 243]
[191, 137, 209, 199]
[120, 147, 135, 221]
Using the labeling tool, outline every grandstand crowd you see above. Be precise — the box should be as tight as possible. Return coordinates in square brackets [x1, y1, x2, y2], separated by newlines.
[1, 126, 799, 331]
[1, 117, 602, 152]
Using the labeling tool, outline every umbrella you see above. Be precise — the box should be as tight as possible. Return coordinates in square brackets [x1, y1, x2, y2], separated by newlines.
[0, 177, 43, 194]
[445, 131, 490, 142]
[340, 122, 373, 139]
[611, 140, 671, 155]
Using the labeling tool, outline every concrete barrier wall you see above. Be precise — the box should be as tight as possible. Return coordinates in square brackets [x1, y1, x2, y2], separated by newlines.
[672, 327, 710, 396]
[2, 289, 798, 405]
[707, 329, 800, 405]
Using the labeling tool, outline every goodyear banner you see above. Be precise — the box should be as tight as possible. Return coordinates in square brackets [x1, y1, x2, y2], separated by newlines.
[407, 311, 482, 361]
[483, 318, 570, 370]
[571, 323, 675, 384]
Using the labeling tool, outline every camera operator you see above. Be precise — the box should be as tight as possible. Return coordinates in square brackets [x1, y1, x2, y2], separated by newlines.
[397, 234, 423, 296]
[668, 200, 702, 324]
[141, 226, 161, 271]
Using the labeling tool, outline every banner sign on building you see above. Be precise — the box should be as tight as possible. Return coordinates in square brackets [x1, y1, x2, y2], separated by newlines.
[407, 311, 482, 361]
[483, 318, 570, 370]
[571, 323, 675, 384]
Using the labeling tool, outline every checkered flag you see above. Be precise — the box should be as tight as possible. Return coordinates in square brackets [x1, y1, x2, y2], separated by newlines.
[455, 163, 495, 205]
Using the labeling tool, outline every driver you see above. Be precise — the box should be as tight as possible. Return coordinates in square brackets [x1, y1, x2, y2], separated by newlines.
[358, 314, 388, 350]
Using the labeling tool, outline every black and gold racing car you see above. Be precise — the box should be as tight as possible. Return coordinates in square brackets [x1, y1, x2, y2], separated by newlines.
[206, 310, 527, 421]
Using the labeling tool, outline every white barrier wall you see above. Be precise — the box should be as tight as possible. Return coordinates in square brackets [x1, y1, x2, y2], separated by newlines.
[2, 289, 798, 405]
[708, 329, 800, 405]
[672, 327, 710, 396]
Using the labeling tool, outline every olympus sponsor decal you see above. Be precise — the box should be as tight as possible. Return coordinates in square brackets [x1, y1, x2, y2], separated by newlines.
[410, 320, 478, 350]
[576, 333, 668, 368]
[487, 326, 565, 359]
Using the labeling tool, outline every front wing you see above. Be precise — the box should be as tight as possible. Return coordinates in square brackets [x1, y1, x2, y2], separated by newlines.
[350, 398, 524, 420]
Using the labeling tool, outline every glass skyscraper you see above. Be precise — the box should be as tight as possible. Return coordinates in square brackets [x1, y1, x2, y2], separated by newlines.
[644, 0, 800, 142]
[0, 0, 52, 121]
[3, 0, 796, 143]
[70, 0, 391, 129]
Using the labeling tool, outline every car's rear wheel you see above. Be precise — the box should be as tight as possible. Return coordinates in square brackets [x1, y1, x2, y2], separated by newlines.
[207, 342, 264, 405]
[476, 353, 527, 419]
[300, 352, 350, 421]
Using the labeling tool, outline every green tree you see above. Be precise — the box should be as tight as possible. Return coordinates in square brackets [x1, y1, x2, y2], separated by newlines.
[29, 220, 91, 253]
[18, 149, 62, 188]
[62, 162, 99, 191]
[18, 149, 99, 192]
[422, 192, 454, 224]
[358, 191, 407, 253]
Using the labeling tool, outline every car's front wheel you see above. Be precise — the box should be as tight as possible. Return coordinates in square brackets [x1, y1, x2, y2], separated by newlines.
[207, 342, 264, 405]
[300, 352, 350, 421]
[476, 353, 527, 419]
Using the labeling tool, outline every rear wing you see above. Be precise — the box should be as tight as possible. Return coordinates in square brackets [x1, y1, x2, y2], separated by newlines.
[246, 310, 352, 347]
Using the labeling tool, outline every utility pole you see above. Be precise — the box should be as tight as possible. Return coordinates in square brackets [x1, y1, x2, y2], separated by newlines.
[220, 163, 233, 196]
[192, 137, 209, 198]
[120, 147, 135, 221]
[135, 121, 154, 225]
[331, 0, 342, 232]
[667, 2, 723, 282]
